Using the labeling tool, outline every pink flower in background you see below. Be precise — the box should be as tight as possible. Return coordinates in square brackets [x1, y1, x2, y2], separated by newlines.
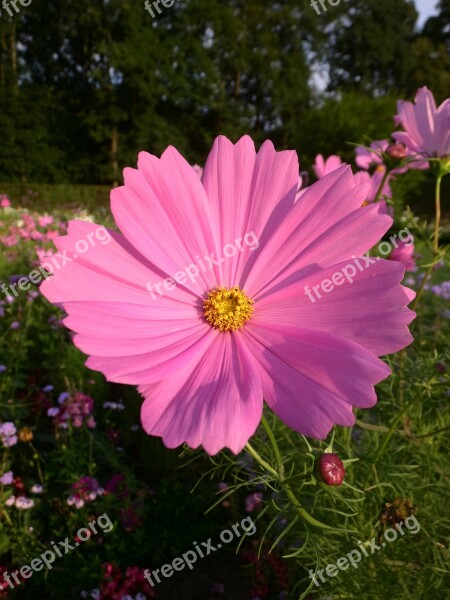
[0, 197, 11, 208]
[41, 135, 415, 454]
[389, 237, 417, 272]
[38, 215, 54, 228]
[48, 391, 96, 429]
[355, 139, 417, 174]
[353, 170, 393, 215]
[192, 164, 204, 179]
[393, 87, 450, 159]
[1, 235, 17, 247]
[68, 476, 103, 507]
[356, 140, 388, 170]
[35, 247, 55, 262]
[312, 154, 343, 178]
[295, 172, 309, 201]
[246, 492, 263, 512]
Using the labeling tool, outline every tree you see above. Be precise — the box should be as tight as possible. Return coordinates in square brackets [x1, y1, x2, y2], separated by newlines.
[324, 0, 418, 95]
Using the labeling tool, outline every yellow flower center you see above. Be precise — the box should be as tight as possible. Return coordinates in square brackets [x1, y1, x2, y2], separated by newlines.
[203, 286, 254, 331]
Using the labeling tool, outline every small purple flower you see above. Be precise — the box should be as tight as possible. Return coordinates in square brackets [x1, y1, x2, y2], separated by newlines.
[58, 392, 70, 404]
[47, 407, 60, 417]
[31, 484, 43, 494]
[0, 365, 6, 374]
[10, 321, 20, 329]
[43, 385, 54, 393]
[0, 422, 18, 448]
[0, 471, 13, 485]
[2, 435, 18, 447]
[0, 422, 16, 436]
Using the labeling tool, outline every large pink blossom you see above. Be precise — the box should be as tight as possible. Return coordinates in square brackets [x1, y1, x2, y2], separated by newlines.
[40, 136, 415, 454]
[393, 87, 450, 159]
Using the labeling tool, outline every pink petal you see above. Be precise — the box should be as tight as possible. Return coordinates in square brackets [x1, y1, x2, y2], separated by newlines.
[111, 147, 221, 295]
[253, 258, 415, 356]
[243, 325, 390, 439]
[139, 333, 263, 454]
[40, 220, 208, 383]
[242, 168, 390, 297]
[202, 135, 299, 287]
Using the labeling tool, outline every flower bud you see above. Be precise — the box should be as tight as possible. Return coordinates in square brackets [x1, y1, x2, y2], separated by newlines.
[318, 453, 345, 486]
[386, 143, 406, 161]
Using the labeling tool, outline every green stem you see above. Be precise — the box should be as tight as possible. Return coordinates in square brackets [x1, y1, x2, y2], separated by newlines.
[261, 415, 284, 477]
[374, 399, 415, 461]
[411, 263, 433, 311]
[411, 174, 443, 311]
[373, 168, 390, 204]
[433, 174, 442, 254]
[249, 418, 348, 532]
[245, 442, 278, 478]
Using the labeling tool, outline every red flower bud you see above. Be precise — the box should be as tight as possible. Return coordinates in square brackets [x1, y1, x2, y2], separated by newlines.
[318, 453, 345, 486]
[386, 143, 406, 161]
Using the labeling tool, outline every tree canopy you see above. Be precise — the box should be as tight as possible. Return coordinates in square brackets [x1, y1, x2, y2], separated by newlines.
[0, 0, 446, 184]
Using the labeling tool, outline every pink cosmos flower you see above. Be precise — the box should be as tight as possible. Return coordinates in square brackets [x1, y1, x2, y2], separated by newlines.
[353, 170, 393, 215]
[356, 140, 389, 170]
[355, 140, 423, 174]
[389, 237, 417, 272]
[38, 215, 54, 228]
[393, 87, 450, 159]
[40, 136, 415, 454]
[312, 154, 343, 178]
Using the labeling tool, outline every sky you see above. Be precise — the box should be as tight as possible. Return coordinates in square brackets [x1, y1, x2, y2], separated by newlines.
[415, 0, 439, 27]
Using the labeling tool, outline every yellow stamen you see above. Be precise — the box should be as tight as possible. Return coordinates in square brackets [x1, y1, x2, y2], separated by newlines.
[203, 286, 254, 332]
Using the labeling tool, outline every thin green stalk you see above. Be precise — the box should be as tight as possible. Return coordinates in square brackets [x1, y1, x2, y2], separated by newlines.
[249, 418, 350, 532]
[245, 441, 278, 478]
[411, 174, 443, 311]
[373, 399, 415, 461]
[261, 415, 284, 477]
[373, 168, 391, 204]
[433, 174, 442, 254]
